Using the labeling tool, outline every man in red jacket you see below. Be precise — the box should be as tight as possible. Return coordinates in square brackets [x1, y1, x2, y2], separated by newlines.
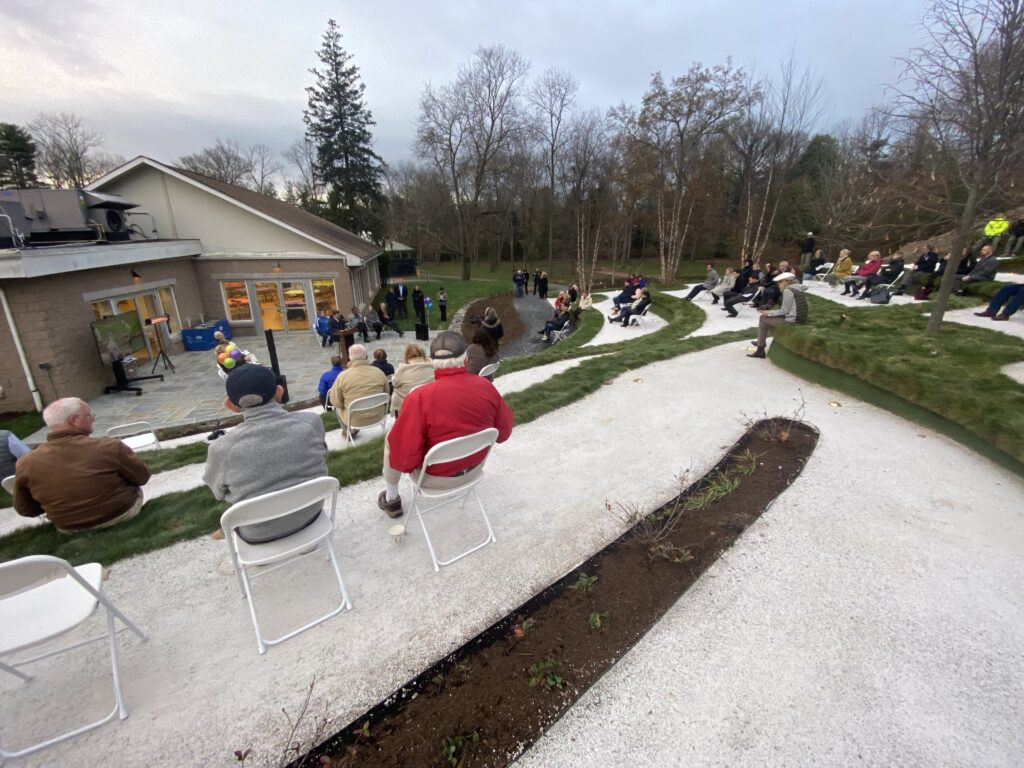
[377, 331, 514, 518]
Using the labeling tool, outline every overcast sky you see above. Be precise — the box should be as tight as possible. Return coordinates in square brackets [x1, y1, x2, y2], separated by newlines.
[2, 0, 929, 177]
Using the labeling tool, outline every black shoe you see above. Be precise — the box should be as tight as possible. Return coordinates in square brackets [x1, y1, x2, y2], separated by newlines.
[712, 298, 719, 304]
[747, 346, 766, 359]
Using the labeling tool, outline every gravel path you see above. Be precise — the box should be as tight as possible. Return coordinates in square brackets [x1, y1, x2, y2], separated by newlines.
[5, 343, 1022, 767]
[501, 293, 567, 359]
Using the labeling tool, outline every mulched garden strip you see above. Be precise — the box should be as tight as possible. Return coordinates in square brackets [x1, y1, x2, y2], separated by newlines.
[294, 418, 818, 768]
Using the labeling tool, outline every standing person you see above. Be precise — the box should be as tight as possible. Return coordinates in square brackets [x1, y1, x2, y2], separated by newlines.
[395, 280, 409, 319]
[799, 232, 816, 275]
[532, 268, 540, 295]
[314, 310, 331, 348]
[538, 271, 549, 300]
[376, 331, 514, 518]
[437, 287, 448, 323]
[482, 306, 504, 348]
[14, 398, 151, 532]
[204, 365, 327, 543]
[412, 285, 426, 324]
[975, 213, 1010, 253]
[386, 287, 398, 320]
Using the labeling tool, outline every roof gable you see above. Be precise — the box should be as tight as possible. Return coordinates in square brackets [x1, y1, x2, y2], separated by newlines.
[89, 156, 381, 264]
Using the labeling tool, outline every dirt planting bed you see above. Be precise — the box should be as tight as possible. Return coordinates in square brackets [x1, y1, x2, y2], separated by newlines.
[299, 419, 818, 768]
[460, 294, 526, 347]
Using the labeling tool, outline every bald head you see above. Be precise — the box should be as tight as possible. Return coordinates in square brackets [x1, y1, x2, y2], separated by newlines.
[349, 343, 368, 361]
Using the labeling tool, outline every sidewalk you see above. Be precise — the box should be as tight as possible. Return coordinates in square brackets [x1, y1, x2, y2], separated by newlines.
[4, 343, 1022, 766]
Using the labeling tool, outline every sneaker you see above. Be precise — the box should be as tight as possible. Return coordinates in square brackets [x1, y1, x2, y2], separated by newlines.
[377, 491, 403, 518]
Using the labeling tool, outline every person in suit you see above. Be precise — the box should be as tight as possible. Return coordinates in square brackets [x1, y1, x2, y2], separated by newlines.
[395, 280, 409, 319]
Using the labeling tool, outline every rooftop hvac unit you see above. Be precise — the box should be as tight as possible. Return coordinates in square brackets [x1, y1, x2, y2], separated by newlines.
[0, 188, 140, 244]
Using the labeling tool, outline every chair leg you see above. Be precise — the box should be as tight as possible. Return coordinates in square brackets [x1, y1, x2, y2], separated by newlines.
[105, 605, 129, 720]
[325, 542, 353, 611]
[413, 497, 442, 573]
[0, 659, 32, 683]
[238, 564, 268, 655]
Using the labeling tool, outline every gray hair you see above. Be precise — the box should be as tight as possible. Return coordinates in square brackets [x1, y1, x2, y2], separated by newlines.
[42, 397, 87, 427]
[432, 353, 468, 370]
[349, 343, 368, 361]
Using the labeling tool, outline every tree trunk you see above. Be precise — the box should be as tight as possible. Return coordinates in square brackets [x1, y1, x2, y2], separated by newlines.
[926, 186, 979, 333]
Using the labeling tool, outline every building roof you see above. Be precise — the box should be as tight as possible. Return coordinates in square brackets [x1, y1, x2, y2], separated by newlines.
[88, 156, 382, 265]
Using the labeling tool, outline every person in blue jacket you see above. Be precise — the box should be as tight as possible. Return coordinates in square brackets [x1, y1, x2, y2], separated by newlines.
[317, 356, 345, 407]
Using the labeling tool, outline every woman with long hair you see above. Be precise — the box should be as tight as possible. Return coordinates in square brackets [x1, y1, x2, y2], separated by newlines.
[466, 327, 499, 376]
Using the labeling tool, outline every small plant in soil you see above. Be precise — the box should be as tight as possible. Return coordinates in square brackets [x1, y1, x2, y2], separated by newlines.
[512, 617, 536, 638]
[440, 731, 479, 767]
[569, 573, 598, 593]
[588, 610, 609, 630]
[730, 448, 763, 476]
[431, 673, 445, 695]
[528, 657, 566, 690]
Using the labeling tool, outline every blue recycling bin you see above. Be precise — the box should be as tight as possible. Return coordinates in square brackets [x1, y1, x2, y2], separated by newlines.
[182, 320, 232, 351]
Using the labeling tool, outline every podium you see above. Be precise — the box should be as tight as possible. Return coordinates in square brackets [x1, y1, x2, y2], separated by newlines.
[331, 328, 358, 366]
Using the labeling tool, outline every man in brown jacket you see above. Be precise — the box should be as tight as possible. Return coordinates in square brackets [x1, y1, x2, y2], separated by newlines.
[14, 397, 151, 532]
[328, 343, 389, 438]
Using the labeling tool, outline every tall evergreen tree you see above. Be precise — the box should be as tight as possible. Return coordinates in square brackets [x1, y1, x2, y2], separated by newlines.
[303, 19, 385, 242]
[0, 123, 39, 188]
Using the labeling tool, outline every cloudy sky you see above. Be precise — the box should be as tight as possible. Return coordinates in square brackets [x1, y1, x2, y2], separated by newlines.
[2, 0, 929, 177]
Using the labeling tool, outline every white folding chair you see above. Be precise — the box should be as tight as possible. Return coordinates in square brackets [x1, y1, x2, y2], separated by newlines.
[409, 428, 499, 572]
[337, 392, 390, 448]
[477, 362, 500, 378]
[1, 475, 13, 494]
[811, 262, 835, 283]
[105, 422, 160, 451]
[628, 305, 651, 328]
[220, 476, 351, 655]
[0, 555, 146, 759]
[549, 321, 573, 343]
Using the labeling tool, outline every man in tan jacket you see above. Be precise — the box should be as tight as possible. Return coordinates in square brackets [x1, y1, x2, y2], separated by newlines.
[328, 344, 389, 438]
[14, 397, 151, 532]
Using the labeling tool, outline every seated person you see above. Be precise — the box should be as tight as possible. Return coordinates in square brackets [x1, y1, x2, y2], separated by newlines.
[802, 250, 827, 281]
[328, 344, 389, 438]
[314, 311, 331, 347]
[928, 247, 975, 288]
[954, 244, 998, 295]
[539, 306, 572, 341]
[14, 397, 151, 533]
[317, 355, 345, 408]
[1, 427, 31, 481]
[612, 280, 636, 309]
[204, 364, 327, 544]
[466, 328, 500, 375]
[326, 309, 346, 347]
[392, 343, 436, 414]
[348, 305, 381, 342]
[894, 245, 939, 295]
[723, 269, 760, 317]
[570, 291, 594, 321]
[377, 332, 514, 518]
[853, 253, 904, 299]
[372, 348, 396, 377]
[611, 288, 651, 326]
[974, 283, 1024, 321]
[828, 249, 854, 287]
[710, 267, 737, 304]
[684, 264, 720, 300]
[754, 261, 787, 308]
[609, 288, 642, 320]
[748, 273, 808, 359]
[841, 251, 883, 294]
[377, 302, 404, 336]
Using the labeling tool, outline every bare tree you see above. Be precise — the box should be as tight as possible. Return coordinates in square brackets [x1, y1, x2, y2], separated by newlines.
[283, 137, 321, 209]
[178, 138, 251, 185]
[416, 44, 530, 279]
[28, 112, 108, 188]
[891, 0, 1024, 333]
[563, 109, 610, 292]
[245, 143, 282, 197]
[529, 67, 579, 270]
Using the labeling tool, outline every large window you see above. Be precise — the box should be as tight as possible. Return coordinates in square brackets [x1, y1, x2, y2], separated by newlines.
[158, 286, 181, 334]
[312, 279, 338, 313]
[222, 281, 253, 322]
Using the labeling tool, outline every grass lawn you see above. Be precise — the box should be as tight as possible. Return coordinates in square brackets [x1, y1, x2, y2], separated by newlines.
[772, 295, 1024, 466]
[371, 278, 510, 331]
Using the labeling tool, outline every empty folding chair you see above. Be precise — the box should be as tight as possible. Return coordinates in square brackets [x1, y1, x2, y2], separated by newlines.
[106, 422, 160, 451]
[337, 392, 390, 448]
[409, 428, 499, 572]
[0, 555, 146, 759]
[220, 476, 351, 654]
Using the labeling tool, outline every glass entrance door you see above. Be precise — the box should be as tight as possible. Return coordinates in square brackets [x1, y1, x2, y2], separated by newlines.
[254, 282, 285, 331]
[281, 281, 310, 331]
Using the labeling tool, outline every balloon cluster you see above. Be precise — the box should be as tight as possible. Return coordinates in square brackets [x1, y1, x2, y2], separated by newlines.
[217, 342, 244, 370]
[425, 297, 434, 310]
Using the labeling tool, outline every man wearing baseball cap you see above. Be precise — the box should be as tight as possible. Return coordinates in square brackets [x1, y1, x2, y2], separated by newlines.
[377, 331, 514, 518]
[204, 364, 328, 542]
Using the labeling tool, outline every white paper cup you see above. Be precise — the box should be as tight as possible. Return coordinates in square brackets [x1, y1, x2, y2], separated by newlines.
[389, 524, 406, 544]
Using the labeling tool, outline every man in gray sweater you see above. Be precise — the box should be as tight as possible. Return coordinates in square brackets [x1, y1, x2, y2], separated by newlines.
[954, 244, 999, 295]
[684, 263, 720, 301]
[748, 272, 808, 359]
[204, 364, 328, 543]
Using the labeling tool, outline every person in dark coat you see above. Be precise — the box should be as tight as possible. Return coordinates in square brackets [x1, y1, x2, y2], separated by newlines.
[482, 307, 504, 347]
[532, 269, 540, 295]
[437, 287, 448, 322]
[386, 287, 398, 319]
[412, 285, 426, 324]
[326, 310, 345, 348]
[372, 348, 395, 377]
[538, 272, 549, 300]
[394, 281, 409, 319]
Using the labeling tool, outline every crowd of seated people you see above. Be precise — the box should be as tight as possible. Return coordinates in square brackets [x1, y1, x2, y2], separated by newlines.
[608, 287, 651, 325]
[612, 274, 648, 311]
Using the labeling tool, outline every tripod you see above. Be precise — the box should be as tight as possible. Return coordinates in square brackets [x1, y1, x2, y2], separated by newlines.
[151, 326, 176, 374]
